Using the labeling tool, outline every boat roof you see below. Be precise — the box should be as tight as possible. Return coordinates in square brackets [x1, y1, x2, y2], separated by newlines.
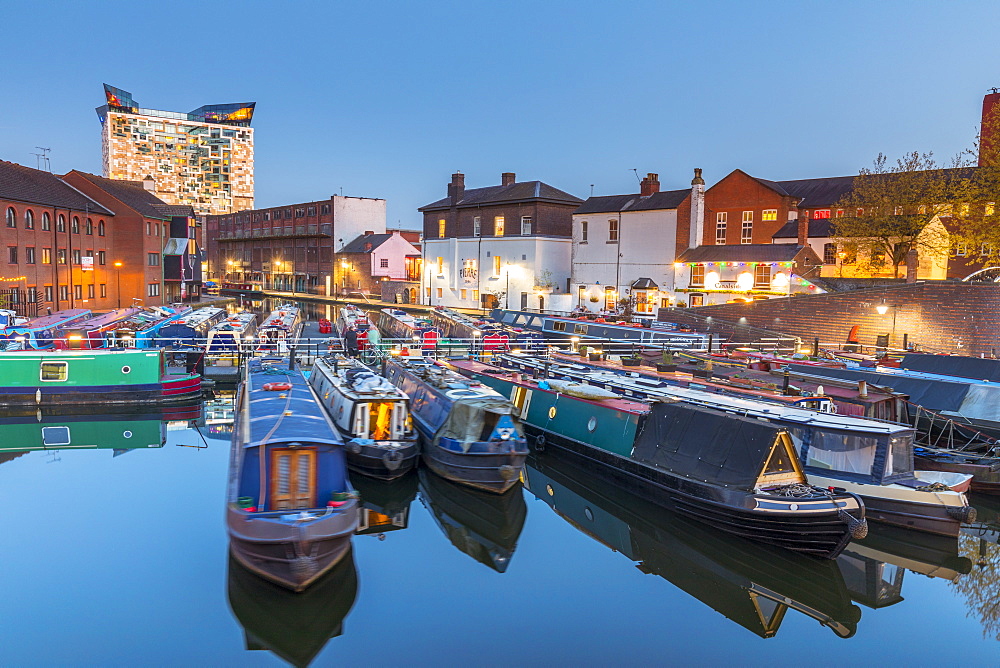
[211, 312, 257, 332]
[505, 353, 910, 435]
[68, 308, 139, 330]
[312, 356, 409, 400]
[900, 353, 1000, 382]
[0, 348, 161, 361]
[389, 357, 506, 400]
[15, 309, 91, 331]
[176, 307, 225, 326]
[381, 308, 431, 327]
[244, 360, 342, 448]
[260, 307, 300, 329]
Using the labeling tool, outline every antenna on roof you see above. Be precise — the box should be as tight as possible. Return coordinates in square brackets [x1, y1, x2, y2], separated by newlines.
[32, 147, 51, 171]
[590, 184, 595, 196]
[631, 168, 641, 183]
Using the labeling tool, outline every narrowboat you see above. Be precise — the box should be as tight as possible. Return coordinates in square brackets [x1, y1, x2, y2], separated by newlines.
[0, 308, 92, 350]
[56, 308, 141, 349]
[375, 308, 441, 349]
[226, 357, 358, 592]
[159, 307, 227, 345]
[207, 311, 258, 353]
[491, 308, 712, 351]
[523, 453, 862, 637]
[257, 305, 302, 351]
[336, 305, 371, 336]
[227, 550, 358, 668]
[110, 306, 193, 348]
[220, 281, 265, 297]
[0, 349, 202, 406]
[308, 354, 419, 480]
[484, 353, 974, 537]
[351, 469, 418, 536]
[429, 307, 544, 352]
[0, 309, 28, 328]
[383, 356, 528, 493]
[451, 358, 866, 558]
[418, 467, 527, 572]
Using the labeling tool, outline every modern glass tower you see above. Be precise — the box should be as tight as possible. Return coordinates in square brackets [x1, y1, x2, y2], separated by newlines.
[97, 84, 255, 215]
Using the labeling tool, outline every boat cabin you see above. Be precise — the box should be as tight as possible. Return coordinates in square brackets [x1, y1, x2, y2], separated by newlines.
[0, 309, 92, 350]
[492, 308, 710, 349]
[258, 306, 302, 349]
[207, 312, 258, 353]
[159, 307, 227, 344]
[309, 358, 411, 441]
[58, 308, 140, 349]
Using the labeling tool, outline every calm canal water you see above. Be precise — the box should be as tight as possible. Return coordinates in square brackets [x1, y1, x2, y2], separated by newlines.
[3, 300, 1000, 665]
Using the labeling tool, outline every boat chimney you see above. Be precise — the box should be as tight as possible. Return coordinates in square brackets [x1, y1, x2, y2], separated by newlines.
[858, 380, 868, 398]
[816, 384, 825, 396]
[782, 368, 791, 395]
[288, 346, 297, 371]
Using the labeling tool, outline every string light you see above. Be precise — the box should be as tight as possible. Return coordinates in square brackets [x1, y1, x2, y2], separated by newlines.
[0, 276, 27, 282]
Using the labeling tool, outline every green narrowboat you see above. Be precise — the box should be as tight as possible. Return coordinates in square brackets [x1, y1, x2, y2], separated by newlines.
[0, 411, 169, 454]
[0, 349, 202, 406]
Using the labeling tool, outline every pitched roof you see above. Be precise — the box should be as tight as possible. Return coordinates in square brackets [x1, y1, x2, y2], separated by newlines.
[152, 203, 196, 218]
[340, 233, 394, 253]
[677, 244, 810, 263]
[771, 218, 835, 239]
[0, 161, 112, 214]
[66, 171, 171, 219]
[419, 180, 582, 211]
[770, 175, 856, 208]
[574, 188, 689, 215]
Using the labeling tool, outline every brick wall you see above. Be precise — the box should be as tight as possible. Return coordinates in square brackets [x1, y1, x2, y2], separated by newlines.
[704, 169, 798, 245]
[660, 281, 1000, 356]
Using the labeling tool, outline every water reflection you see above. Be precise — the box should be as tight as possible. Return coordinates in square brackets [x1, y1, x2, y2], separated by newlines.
[418, 467, 527, 572]
[954, 494, 1000, 640]
[352, 469, 418, 537]
[523, 452, 861, 638]
[227, 549, 358, 667]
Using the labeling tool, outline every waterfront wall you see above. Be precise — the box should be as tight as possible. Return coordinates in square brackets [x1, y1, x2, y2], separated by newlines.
[658, 281, 1000, 356]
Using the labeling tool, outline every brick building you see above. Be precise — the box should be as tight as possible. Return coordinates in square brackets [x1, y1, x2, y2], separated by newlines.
[206, 195, 386, 295]
[337, 231, 421, 297]
[419, 172, 582, 310]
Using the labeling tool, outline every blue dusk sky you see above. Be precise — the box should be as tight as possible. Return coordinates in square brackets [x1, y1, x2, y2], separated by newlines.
[1, 0, 998, 227]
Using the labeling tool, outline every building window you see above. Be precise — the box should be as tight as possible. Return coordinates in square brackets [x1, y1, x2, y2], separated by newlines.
[835, 209, 844, 218]
[715, 212, 727, 244]
[460, 289, 467, 300]
[473, 289, 480, 301]
[57, 215, 65, 232]
[59, 285, 68, 301]
[74, 285, 82, 300]
[436, 257, 443, 274]
[42, 248, 51, 264]
[741, 211, 753, 244]
[581, 221, 588, 242]
[425, 287, 431, 298]
[148, 253, 160, 266]
[72, 217, 80, 234]
[85, 218, 93, 235]
[98, 220, 105, 236]
[754, 264, 771, 287]
[87, 285, 95, 299]
[436, 287, 443, 299]
[146, 222, 151, 235]
[100, 284, 107, 298]
[98, 251, 106, 265]
[473, 216, 481, 237]
[5, 207, 15, 228]
[823, 243, 837, 264]
[307, 206, 316, 216]
[438, 219, 446, 238]
[72, 250, 81, 265]
[147, 283, 160, 297]
[321, 204, 331, 215]
[42, 213, 50, 231]
[494, 255, 502, 276]
[57, 249, 66, 264]
[813, 209, 831, 219]
[690, 264, 705, 287]
[608, 219, 619, 242]
[494, 216, 505, 236]
[25, 210, 34, 229]
[25, 247, 35, 264]
[44, 286, 53, 302]
[762, 209, 777, 222]
[521, 216, 532, 235]
[7, 247, 17, 264]
[380, 258, 389, 268]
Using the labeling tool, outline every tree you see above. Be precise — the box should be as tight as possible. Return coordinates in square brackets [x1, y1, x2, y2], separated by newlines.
[832, 151, 971, 278]
[951, 533, 1000, 639]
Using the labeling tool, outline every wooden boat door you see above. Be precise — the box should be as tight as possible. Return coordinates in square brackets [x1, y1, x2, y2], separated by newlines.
[270, 448, 317, 510]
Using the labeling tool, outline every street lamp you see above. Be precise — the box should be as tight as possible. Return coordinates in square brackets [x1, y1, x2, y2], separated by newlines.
[113, 261, 123, 308]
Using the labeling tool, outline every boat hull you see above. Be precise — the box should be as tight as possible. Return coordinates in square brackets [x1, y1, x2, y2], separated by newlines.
[421, 441, 527, 494]
[345, 440, 419, 481]
[527, 425, 857, 559]
[0, 375, 202, 406]
[915, 455, 1000, 495]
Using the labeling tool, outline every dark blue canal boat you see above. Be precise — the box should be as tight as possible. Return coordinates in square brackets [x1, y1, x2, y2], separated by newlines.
[383, 357, 528, 494]
[227, 357, 358, 592]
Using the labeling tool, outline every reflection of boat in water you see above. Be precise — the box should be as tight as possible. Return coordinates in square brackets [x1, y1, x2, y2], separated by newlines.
[351, 469, 418, 536]
[227, 549, 359, 667]
[963, 493, 1000, 544]
[523, 452, 862, 639]
[417, 468, 526, 573]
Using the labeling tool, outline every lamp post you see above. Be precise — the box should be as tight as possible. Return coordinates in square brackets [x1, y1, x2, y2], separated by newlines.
[875, 299, 898, 348]
[113, 261, 123, 308]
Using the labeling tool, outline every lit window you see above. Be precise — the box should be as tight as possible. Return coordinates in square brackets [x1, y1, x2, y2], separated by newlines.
[521, 216, 532, 235]
[436, 287, 443, 299]
[40, 362, 68, 382]
[438, 219, 446, 238]
[609, 219, 619, 242]
[494, 216, 505, 236]
[835, 209, 844, 218]
[473, 216, 481, 237]
[690, 264, 705, 287]
[754, 264, 771, 287]
[460, 289, 467, 299]
[436, 257, 443, 274]
[494, 255, 502, 276]
[473, 289, 480, 301]
[762, 209, 777, 221]
[987, 202, 996, 216]
[823, 243, 837, 264]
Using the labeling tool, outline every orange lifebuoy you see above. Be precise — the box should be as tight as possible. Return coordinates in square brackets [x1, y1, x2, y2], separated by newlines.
[262, 382, 292, 391]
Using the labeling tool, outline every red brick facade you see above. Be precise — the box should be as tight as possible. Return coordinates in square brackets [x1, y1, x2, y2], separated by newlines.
[702, 170, 798, 246]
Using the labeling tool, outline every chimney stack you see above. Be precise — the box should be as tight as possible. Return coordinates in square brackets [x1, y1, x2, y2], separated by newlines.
[797, 216, 809, 246]
[142, 175, 155, 192]
[501, 172, 516, 186]
[640, 173, 660, 197]
[689, 168, 706, 248]
[980, 89, 1000, 166]
[447, 172, 465, 205]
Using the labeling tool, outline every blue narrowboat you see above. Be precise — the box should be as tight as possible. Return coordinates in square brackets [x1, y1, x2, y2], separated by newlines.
[227, 357, 358, 592]
[383, 357, 528, 493]
[57, 308, 141, 349]
[159, 307, 227, 346]
[110, 306, 193, 348]
[0, 309, 92, 350]
[428, 307, 544, 352]
[207, 312, 258, 353]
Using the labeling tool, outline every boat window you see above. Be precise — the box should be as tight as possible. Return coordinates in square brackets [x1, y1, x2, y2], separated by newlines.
[805, 430, 878, 477]
[41, 426, 71, 446]
[552, 321, 567, 332]
[885, 434, 914, 478]
[574, 324, 588, 335]
[369, 401, 393, 440]
[270, 447, 316, 510]
[40, 362, 68, 382]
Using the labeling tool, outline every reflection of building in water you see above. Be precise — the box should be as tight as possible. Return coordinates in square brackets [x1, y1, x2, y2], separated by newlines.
[227, 550, 358, 667]
[418, 468, 526, 573]
[523, 453, 861, 638]
[352, 470, 417, 537]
